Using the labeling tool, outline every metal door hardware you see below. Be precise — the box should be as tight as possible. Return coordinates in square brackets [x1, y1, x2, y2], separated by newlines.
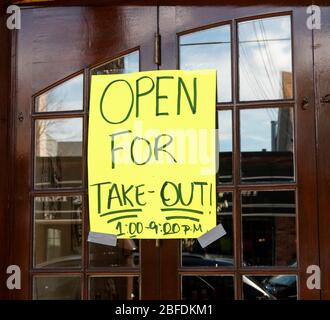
[320, 94, 330, 104]
[301, 97, 309, 110]
[18, 112, 24, 122]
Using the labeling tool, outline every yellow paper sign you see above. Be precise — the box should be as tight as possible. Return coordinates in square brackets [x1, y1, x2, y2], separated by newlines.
[88, 70, 216, 239]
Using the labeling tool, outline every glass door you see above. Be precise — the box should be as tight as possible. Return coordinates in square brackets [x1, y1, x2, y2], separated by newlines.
[159, 4, 320, 300]
[11, 3, 320, 301]
[12, 5, 160, 300]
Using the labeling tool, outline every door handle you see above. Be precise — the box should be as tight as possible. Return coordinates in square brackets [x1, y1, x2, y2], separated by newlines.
[320, 94, 330, 104]
[301, 97, 309, 110]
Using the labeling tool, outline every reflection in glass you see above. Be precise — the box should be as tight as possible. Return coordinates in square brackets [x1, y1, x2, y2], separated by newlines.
[35, 74, 83, 112]
[182, 192, 233, 267]
[182, 276, 234, 300]
[243, 275, 297, 300]
[91, 51, 139, 75]
[33, 276, 81, 300]
[89, 277, 139, 300]
[34, 118, 83, 189]
[33, 196, 82, 268]
[242, 190, 296, 267]
[179, 25, 232, 102]
[89, 240, 139, 267]
[240, 107, 294, 183]
[218, 110, 232, 183]
[238, 15, 292, 101]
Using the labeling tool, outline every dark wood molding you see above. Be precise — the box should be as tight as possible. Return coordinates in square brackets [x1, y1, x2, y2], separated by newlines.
[11, 0, 314, 7]
[0, 4, 11, 300]
[314, 5, 330, 300]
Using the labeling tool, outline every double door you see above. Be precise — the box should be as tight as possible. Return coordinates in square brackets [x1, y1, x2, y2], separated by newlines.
[11, 3, 325, 299]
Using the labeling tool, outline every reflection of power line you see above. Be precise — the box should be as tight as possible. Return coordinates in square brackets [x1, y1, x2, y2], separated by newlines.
[252, 22, 277, 98]
[240, 43, 269, 99]
[239, 48, 262, 99]
[260, 21, 286, 98]
[259, 21, 280, 97]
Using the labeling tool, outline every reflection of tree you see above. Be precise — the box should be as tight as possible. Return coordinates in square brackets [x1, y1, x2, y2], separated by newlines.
[36, 90, 82, 188]
[37, 80, 70, 112]
[36, 121, 56, 156]
[92, 56, 126, 75]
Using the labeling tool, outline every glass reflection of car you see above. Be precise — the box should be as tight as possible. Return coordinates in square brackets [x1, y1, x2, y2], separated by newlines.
[36, 255, 82, 269]
[39, 254, 295, 300]
[262, 275, 297, 300]
[242, 276, 277, 300]
[182, 275, 276, 300]
[182, 253, 234, 267]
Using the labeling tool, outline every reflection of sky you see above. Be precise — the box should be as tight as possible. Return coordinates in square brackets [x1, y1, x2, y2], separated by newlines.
[180, 24, 230, 44]
[122, 51, 139, 73]
[180, 43, 232, 102]
[180, 24, 231, 102]
[238, 16, 292, 101]
[218, 110, 232, 152]
[42, 118, 82, 142]
[40, 17, 292, 151]
[240, 108, 278, 151]
[179, 15, 292, 102]
[239, 16, 291, 41]
[38, 52, 139, 142]
[37, 74, 83, 112]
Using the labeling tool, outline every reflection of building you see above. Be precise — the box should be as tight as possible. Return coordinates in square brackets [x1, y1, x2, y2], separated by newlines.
[92, 56, 126, 75]
[58, 142, 82, 157]
[271, 71, 293, 152]
[282, 71, 293, 99]
[36, 139, 83, 188]
[242, 191, 296, 267]
[271, 108, 293, 152]
[34, 195, 82, 269]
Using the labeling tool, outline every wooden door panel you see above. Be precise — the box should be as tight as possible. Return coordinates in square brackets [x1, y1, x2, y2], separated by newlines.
[10, 2, 322, 300]
[13, 5, 157, 299]
[314, 4, 330, 300]
[159, 5, 319, 300]
[0, 3, 11, 300]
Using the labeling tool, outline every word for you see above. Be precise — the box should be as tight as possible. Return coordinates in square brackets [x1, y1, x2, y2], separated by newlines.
[110, 131, 176, 168]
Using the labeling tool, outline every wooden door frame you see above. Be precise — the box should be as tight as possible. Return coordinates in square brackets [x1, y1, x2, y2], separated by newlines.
[314, 3, 330, 300]
[1, 0, 327, 300]
[9, 4, 159, 300]
[0, 2, 12, 300]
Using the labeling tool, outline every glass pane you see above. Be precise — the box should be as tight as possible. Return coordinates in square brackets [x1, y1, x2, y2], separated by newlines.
[182, 276, 234, 300]
[91, 51, 139, 75]
[218, 110, 232, 183]
[89, 277, 139, 300]
[35, 74, 83, 112]
[33, 195, 82, 268]
[33, 276, 81, 300]
[181, 192, 233, 267]
[34, 118, 83, 189]
[89, 240, 139, 267]
[242, 190, 296, 267]
[243, 275, 297, 300]
[180, 25, 230, 44]
[240, 107, 294, 183]
[89, 52, 140, 267]
[179, 25, 232, 102]
[238, 15, 292, 101]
